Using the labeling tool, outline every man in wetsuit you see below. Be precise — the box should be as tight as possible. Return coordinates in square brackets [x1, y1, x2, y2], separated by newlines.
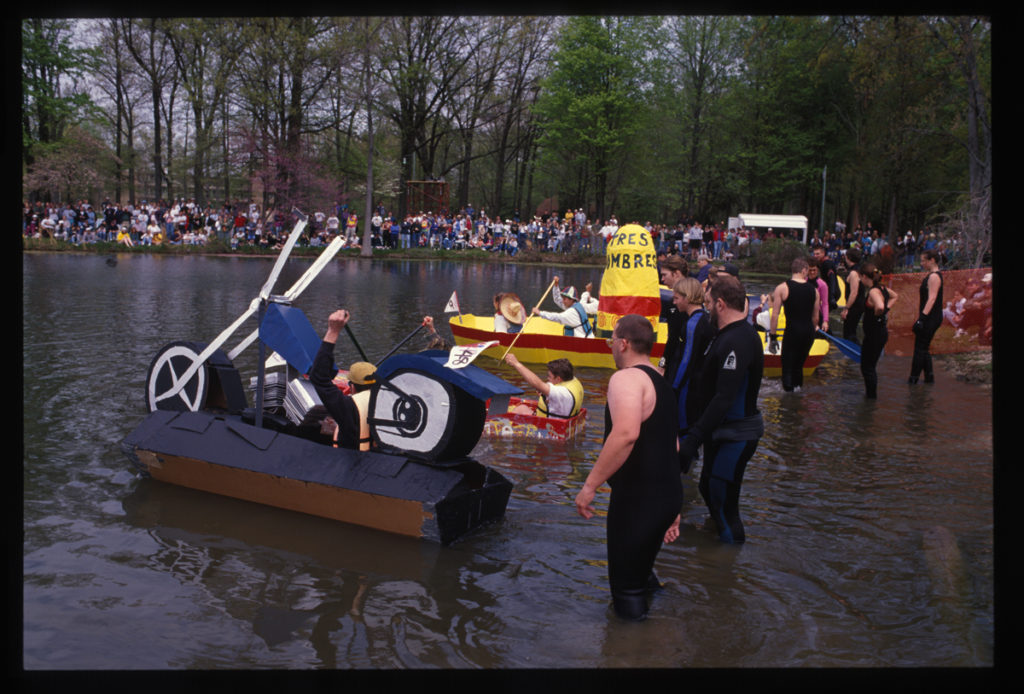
[769, 257, 820, 392]
[575, 314, 682, 621]
[309, 309, 361, 450]
[680, 274, 764, 544]
[811, 244, 840, 312]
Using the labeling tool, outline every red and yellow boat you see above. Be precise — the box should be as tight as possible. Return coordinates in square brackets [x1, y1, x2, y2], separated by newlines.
[483, 397, 587, 441]
[755, 304, 832, 378]
[449, 313, 667, 370]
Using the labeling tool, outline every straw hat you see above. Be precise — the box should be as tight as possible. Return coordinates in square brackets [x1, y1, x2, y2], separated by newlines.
[499, 294, 526, 324]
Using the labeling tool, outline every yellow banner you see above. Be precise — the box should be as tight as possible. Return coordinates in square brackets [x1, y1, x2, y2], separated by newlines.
[597, 224, 661, 334]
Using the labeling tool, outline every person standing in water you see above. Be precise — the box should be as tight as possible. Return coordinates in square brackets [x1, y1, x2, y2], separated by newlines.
[909, 249, 943, 384]
[769, 257, 820, 392]
[575, 314, 682, 621]
[840, 248, 865, 343]
[679, 274, 764, 544]
[859, 262, 898, 399]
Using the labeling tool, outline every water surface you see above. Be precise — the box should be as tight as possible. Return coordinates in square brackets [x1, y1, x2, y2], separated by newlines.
[22, 252, 994, 670]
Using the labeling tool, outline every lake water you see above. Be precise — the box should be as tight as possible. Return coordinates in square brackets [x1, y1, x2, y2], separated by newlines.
[22, 252, 995, 672]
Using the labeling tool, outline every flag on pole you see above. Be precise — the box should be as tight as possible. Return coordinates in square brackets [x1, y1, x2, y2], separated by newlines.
[444, 341, 498, 369]
[444, 290, 461, 314]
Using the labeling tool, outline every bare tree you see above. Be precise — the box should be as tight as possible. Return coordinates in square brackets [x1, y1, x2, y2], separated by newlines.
[120, 18, 176, 202]
[164, 18, 246, 208]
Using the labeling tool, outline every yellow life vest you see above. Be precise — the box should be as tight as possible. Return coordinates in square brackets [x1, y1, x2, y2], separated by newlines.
[351, 389, 372, 451]
[537, 377, 584, 418]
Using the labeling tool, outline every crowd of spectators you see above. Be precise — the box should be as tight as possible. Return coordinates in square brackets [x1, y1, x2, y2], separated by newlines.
[22, 198, 960, 270]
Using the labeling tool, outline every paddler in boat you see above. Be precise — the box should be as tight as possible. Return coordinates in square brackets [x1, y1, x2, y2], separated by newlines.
[421, 315, 452, 350]
[493, 293, 526, 333]
[503, 353, 584, 418]
[342, 360, 378, 451]
[308, 308, 366, 451]
[580, 281, 600, 333]
[532, 279, 594, 338]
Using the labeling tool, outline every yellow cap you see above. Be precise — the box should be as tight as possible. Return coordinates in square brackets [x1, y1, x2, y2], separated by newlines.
[348, 361, 377, 385]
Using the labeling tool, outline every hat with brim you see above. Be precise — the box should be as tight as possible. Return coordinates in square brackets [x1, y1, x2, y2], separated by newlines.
[561, 286, 578, 301]
[348, 361, 377, 386]
[499, 294, 526, 324]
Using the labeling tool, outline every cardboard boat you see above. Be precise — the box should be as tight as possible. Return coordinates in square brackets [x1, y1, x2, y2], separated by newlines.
[483, 397, 587, 441]
[448, 314, 666, 370]
[121, 215, 524, 544]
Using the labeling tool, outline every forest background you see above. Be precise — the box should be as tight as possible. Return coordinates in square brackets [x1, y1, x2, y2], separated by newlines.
[21, 15, 992, 266]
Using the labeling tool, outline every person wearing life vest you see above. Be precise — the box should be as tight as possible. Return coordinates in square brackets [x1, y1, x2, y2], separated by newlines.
[503, 353, 584, 418]
[343, 361, 377, 451]
[533, 283, 594, 338]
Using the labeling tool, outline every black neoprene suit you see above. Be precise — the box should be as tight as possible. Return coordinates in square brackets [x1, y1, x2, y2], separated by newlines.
[780, 278, 817, 391]
[688, 319, 764, 544]
[910, 271, 943, 382]
[860, 287, 890, 399]
[604, 364, 683, 619]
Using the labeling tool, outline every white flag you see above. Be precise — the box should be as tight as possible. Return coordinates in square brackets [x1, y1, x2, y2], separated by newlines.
[444, 341, 498, 369]
[444, 290, 461, 314]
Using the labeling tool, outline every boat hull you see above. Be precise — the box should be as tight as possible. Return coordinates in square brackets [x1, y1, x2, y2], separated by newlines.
[121, 409, 512, 545]
[449, 314, 665, 369]
[483, 397, 587, 441]
[759, 332, 830, 378]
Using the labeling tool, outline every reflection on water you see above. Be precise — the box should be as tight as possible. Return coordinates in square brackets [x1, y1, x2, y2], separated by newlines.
[23, 253, 993, 669]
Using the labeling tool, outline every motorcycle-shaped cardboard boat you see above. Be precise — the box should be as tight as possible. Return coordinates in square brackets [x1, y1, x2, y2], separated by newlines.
[122, 212, 522, 544]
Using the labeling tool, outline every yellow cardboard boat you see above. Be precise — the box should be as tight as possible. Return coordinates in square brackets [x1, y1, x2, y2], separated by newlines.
[449, 313, 667, 370]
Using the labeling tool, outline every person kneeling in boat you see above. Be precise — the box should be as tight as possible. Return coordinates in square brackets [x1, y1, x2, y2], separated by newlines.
[309, 308, 365, 451]
[533, 284, 594, 338]
[503, 353, 584, 418]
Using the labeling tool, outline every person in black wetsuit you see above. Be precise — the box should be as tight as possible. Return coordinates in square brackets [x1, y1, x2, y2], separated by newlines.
[812, 244, 840, 312]
[665, 276, 714, 473]
[859, 262, 898, 398]
[680, 274, 764, 544]
[574, 314, 682, 621]
[309, 309, 361, 450]
[657, 254, 689, 373]
[769, 257, 820, 392]
[909, 249, 943, 384]
[840, 248, 864, 343]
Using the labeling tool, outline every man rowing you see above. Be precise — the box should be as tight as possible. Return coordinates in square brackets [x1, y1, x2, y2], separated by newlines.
[532, 280, 594, 338]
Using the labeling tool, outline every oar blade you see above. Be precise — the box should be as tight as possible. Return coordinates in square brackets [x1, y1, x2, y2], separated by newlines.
[817, 330, 861, 363]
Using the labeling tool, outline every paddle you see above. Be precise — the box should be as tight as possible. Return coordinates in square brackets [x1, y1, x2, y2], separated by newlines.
[817, 329, 861, 363]
[376, 323, 427, 365]
[346, 324, 369, 362]
[500, 276, 559, 360]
